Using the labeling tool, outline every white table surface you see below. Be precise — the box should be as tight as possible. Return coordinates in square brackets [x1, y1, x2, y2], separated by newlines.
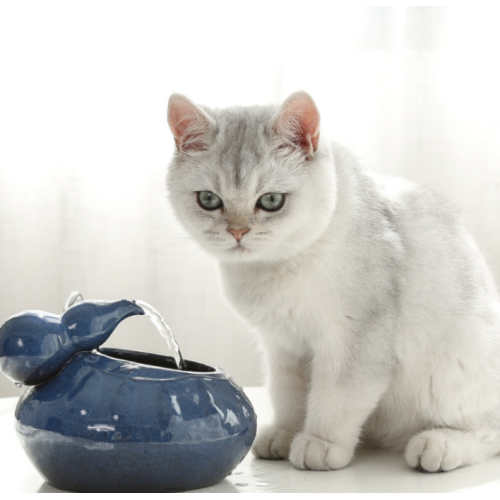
[2, 387, 500, 493]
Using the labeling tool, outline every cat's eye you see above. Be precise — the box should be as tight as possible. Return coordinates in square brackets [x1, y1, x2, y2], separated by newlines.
[197, 191, 223, 210]
[257, 193, 285, 212]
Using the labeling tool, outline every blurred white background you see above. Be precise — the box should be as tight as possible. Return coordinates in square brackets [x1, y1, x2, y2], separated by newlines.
[1, 2, 499, 396]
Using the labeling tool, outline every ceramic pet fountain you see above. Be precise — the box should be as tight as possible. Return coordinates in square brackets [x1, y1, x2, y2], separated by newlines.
[0, 292, 257, 492]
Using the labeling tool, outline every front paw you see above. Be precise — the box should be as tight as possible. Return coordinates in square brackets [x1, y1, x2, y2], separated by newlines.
[289, 432, 355, 470]
[252, 424, 296, 460]
[405, 429, 461, 472]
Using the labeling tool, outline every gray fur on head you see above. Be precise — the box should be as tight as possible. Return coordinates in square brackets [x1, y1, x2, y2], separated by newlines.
[167, 92, 336, 263]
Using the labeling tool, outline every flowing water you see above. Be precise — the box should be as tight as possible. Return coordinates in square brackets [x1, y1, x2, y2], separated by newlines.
[134, 300, 186, 370]
[63, 292, 187, 371]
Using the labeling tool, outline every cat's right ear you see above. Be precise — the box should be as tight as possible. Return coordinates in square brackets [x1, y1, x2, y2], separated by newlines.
[167, 94, 213, 153]
[273, 91, 320, 158]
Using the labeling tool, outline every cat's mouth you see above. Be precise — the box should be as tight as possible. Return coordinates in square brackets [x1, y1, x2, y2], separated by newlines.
[230, 243, 249, 253]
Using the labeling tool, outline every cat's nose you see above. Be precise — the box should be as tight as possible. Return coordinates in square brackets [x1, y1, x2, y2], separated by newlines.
[228, 228, 250, 242]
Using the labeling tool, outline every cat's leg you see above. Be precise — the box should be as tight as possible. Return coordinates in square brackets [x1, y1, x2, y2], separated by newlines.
[252, 343, 308, 460]
[288, 340, 393, 470]
[405, 428, 500, 472]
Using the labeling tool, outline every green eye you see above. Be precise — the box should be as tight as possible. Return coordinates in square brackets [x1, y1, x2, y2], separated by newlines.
[197, 191, 223, 210]
[257, 193, 285, 212]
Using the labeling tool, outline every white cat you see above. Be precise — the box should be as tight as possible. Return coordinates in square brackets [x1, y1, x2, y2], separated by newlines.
[166, 91, 500, 472]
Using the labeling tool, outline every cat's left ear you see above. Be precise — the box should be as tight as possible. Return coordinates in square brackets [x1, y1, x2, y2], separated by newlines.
[167, 93, 213, 153]
[273, 91, 320, 157]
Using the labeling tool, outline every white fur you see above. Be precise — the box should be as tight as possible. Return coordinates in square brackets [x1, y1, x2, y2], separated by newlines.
[167, 93, 500, 472]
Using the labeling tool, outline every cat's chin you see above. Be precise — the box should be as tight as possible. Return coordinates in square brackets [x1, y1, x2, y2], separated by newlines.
[211, 243, 300, 264]
[202, 243, 268, 263]
[218, 245, 259, 262]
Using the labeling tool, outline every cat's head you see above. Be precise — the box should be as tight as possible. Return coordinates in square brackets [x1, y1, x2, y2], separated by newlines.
[166, 91, 337, 263]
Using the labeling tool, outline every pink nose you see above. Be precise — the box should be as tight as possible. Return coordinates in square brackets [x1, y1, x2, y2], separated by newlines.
[228, 228, 250, 242]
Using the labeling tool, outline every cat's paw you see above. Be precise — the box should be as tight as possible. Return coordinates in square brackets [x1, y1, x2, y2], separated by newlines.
[405, 429, 461, 472]
[252, 424, 296, 460]
[289, 432, 355, 470]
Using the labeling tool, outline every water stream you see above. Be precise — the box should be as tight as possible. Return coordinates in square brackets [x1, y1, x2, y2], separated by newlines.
[64, 292, 187, 371]
[134, 300, 186, 371]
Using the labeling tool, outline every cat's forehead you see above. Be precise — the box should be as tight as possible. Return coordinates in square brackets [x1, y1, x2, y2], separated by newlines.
[205, 105, 284, 194]
[210, 106, 275, 158]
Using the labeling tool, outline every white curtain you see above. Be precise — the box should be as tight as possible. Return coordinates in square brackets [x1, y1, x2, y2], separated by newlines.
[1, 3, 499, 396]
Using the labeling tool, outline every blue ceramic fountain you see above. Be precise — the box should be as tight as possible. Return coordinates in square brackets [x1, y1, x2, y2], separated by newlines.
[0, 293, 256, 492]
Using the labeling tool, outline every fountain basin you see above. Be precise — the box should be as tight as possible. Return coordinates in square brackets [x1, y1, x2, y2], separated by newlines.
[15, 348, 257, 492]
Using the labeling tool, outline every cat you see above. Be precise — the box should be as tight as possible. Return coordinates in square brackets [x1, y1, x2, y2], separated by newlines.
[166, 91, 500, 472]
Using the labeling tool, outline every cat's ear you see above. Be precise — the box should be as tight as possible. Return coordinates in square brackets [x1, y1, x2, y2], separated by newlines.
[167, 94, 213, 153]
[273, 91, 320, 157]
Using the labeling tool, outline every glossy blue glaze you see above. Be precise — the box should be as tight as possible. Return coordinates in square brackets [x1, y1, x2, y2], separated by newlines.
[0, 298, 257, 491]
[0, 300, 144, 385]
[15, 348, 257, 492]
